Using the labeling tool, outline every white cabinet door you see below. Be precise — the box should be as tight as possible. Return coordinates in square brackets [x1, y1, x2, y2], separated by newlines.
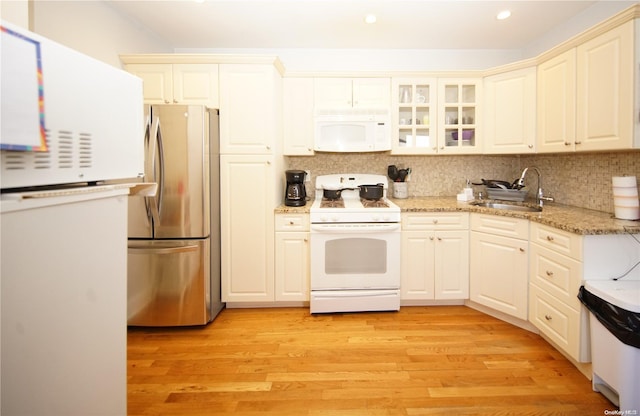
[470, 231, 529, 319]
[220, 154, 275, 302]
[125, 63, 219, 107]
[576, 20, 634, 151]
[391, 78, 438, 155]
[483, 67, 536, 154]
[220, 64, 281, 154]
[401, 213, 469, 301]
[125, 63, 173, 104]
[401, 231, 436, 300]
[275, 231, 310, 301]
[283, 77, 314, 155]
[437, 79, 482, 154]
[434, 230, 469, 299]
[352, 78, 391, 108]
[314, 78, 390, 109]
[314, 78, 353, 109]
[537, 49, 577, 153]
[173, 63, 219, 108]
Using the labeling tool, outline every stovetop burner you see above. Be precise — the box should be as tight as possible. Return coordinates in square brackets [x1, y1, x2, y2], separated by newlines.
[361, 198, 389, 208]
[320, 198, 345, 208]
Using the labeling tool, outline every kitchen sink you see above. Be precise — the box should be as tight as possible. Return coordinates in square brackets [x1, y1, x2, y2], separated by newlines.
[470, 201, 542, 213]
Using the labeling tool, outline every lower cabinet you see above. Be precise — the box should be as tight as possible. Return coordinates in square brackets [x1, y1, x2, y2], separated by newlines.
[220, 155, 277, 302]
[275, 213, 310, 301]
[469, 214, 529, 320]
[528, 222, 587, 362]
[401, 213, 469, 300]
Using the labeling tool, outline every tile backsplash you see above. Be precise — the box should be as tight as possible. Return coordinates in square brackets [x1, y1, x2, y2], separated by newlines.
[286, 151, 640, 214]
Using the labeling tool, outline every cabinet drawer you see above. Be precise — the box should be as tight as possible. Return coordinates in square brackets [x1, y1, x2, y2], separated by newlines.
[529, 283, 581, 361]
[275, 214, 310, 231]
[529, 243, 582, 310]
[530, 222, 582, 260]
[402, 212, 469, 230]
[470, 213, 529, 239]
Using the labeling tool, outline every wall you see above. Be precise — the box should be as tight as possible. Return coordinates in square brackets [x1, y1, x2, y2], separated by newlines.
[287, 150, 640, 214]
[30, 0, 171, 68]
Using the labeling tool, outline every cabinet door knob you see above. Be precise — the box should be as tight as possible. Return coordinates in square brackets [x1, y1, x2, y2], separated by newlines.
[432, 219, 438, 224]
[575, 141, 582, 145]
[519, 247, 525, 252]
[546, 235, 554, 242]
[164, 100, 170, 104]
[528, 144, 533, 149]
[429, 236, 435, 241]
[544, 315, 553, 321]
[545, 270, 554, 277]
[437, 237, 442, 241]
[289, 221, 294, 225]
[266, 145, 271, 150]
[564, 142, 571, 146]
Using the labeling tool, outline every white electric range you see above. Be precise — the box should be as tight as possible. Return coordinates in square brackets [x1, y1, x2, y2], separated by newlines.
[309, 174, 401, 314]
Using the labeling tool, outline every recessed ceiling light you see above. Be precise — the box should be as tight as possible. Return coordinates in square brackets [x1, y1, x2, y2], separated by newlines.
[497, 10, 511, 20]
[364, 14, 377, 24]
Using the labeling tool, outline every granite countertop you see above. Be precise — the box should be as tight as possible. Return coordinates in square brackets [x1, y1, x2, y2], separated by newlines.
[275, 197, 640, 235]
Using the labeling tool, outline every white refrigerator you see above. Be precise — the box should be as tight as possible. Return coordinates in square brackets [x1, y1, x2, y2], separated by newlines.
[1, 21, 143, 415]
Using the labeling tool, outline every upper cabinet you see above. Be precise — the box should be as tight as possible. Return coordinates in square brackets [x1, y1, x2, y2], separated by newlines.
[438, 79, 482, 154]
[219, 64, 282, 154]
[391, 78, 438, 154]
[283, 77, 315, 156]
[483, 67, 537, 154]
[314, 78, 390, 110]
[124, 63, 219, 107]
[576, 20, 635, 151]
[537, 19, 637, 153]
[391, 77, 482, 155]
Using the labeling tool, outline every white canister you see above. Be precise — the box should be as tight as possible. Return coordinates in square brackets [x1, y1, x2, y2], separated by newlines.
[612, 176, 640, 220]
[393, 182, 408, 199]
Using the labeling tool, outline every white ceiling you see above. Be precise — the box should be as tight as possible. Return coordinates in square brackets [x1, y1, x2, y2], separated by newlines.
[103, 0, 627, 51]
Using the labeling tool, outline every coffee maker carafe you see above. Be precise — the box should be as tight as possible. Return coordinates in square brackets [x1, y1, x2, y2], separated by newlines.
[285, 170, 307, 207]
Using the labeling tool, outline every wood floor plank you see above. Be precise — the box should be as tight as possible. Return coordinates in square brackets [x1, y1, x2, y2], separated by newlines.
[128, 306, 615, 415]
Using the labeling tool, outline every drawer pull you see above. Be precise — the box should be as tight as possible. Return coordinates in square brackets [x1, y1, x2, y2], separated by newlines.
[544, 314, 553, 321]
[545, 270, 554, 277]
[546, 235, 554, 242]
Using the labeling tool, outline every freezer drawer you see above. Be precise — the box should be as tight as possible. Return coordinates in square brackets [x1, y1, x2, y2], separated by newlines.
[127, 239, 211, 326]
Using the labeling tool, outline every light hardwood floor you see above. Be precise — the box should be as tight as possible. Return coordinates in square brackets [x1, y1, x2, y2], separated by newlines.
[128, 306, 614, 415]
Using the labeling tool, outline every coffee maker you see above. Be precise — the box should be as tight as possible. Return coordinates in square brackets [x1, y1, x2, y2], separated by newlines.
[284, 170, 307, 207]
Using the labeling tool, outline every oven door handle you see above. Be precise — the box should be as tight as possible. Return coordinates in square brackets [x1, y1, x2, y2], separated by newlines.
[310, 223, 400, 233]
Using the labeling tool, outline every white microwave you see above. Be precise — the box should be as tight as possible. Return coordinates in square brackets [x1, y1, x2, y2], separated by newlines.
[314, 109, 391, 152]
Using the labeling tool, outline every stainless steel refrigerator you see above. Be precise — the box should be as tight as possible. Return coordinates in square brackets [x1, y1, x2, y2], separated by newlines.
[127, 105, 224, 326]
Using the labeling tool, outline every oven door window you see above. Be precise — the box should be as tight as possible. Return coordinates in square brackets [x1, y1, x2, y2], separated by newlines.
[325, 237, 387, 274]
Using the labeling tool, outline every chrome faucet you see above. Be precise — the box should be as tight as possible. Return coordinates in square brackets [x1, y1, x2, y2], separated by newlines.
[517, 166, 554, 207]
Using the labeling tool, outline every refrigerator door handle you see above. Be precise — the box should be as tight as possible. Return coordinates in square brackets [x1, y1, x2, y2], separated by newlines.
[128, 244, 200, 255]
[145, 115, 163, 226]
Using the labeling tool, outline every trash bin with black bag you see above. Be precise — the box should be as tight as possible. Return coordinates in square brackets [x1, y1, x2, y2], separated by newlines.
[578, 281, 640, 413]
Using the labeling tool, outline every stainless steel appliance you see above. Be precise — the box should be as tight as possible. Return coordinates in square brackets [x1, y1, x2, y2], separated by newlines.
[127, 105, 224, 326]
[284, 169, 307, 207]
[310, 174, 401, 313]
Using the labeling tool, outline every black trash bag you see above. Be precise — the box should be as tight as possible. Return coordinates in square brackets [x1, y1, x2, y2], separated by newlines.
[578, 285, 640, 349]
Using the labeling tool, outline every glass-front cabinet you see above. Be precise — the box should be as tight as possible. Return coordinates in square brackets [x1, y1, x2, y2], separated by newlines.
[392, 78, 481, 154]
[391, 78, 438, 154]
[437, 79, 482, 154]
